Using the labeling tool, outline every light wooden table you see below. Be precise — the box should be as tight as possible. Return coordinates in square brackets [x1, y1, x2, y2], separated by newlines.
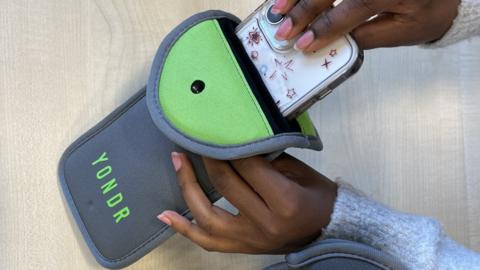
[1, 1, 479, 269]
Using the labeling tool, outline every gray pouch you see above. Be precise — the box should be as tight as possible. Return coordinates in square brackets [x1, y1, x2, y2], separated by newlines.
[59, 88, 220, 268]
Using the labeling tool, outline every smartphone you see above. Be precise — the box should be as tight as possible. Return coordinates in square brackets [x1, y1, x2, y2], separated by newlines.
[235, 0, 363, 118]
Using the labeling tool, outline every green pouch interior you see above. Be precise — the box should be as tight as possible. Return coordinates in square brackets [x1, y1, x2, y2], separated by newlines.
[147, 11, 322, 160]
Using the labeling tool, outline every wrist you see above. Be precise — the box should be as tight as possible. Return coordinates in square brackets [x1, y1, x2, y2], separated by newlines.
[322, 181, 338, 229]
[423, 0, 480, 48]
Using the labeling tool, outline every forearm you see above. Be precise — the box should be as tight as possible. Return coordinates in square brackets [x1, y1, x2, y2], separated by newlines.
[323, 182, 480, 269]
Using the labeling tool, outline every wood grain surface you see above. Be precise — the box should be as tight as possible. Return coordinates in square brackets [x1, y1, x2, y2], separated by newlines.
[0, 0, 479, 269]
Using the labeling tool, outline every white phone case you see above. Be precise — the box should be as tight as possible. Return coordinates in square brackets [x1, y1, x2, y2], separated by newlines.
[236, 1, 363, 118]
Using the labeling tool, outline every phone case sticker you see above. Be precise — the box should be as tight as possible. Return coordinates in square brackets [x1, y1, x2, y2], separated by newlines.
[246, 26, 263, 46]
[236, 19, 353, 113]
[322, 58, 332, 69]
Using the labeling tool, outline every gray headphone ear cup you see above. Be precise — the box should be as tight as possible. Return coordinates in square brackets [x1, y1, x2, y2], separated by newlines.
[264, 239, 408, 270]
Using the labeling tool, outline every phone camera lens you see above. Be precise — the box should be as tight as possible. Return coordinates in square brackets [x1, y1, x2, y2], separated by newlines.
[266, 5, 284, 25]
[191, 80, 205, 94]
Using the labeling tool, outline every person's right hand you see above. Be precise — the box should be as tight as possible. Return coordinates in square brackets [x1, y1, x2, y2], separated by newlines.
[272, 0, 460, 51]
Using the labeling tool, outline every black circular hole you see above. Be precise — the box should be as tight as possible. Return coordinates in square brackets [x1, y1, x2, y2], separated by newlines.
[191, 80, 205, 94]
[266, 5, 284, 25]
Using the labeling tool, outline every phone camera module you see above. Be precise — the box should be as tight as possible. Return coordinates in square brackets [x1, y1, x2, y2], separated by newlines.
[266, 5, 284, 25]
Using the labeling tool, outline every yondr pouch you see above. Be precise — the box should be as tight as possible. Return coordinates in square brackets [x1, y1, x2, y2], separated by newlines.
[147, 10, 322, 160]
[59, 10, 324, 269]
[59, 88, 221, 268]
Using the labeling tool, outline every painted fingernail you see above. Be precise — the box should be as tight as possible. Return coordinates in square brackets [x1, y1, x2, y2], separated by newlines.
[275, 17, 293, 40]
[157, 213, 172, 226]
[295, 31, 315, 51]
[273, 0, 287, 10]
[171, 152, 182, 172]
[271, 7, 281, 14]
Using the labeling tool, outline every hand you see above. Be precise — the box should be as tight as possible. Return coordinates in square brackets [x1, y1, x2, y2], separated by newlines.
[157, 153, 337, 254]
[272, 0, 460, 51]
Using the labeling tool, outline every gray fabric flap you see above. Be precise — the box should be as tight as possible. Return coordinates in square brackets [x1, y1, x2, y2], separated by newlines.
[146, 10, 322, 160]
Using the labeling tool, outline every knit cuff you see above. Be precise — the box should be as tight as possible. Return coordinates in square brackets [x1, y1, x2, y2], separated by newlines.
[323, 182, 442, 269]
[423, 0, 480, 48]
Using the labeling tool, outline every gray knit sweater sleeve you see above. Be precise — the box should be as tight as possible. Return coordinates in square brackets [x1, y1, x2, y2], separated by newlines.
[324, 183, 480, 269]
[424, 0, 480, 48]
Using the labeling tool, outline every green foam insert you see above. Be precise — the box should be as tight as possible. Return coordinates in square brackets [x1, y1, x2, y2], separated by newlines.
[297, 112, 317, 137]
[158, 20, 273, 145]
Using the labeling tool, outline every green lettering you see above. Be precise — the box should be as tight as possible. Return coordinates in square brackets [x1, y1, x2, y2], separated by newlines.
[106, 193, 123, 208]
[113, 207, 130, 224]
[100, 178, 118, 195]
[96, 166, 112, 180]
[92, 152, 109, 166]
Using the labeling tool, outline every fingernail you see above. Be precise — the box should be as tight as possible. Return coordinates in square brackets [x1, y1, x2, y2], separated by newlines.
[275, 17, 292, 40]
[295, 31, 314, 51]
[157, 213, 172, 226]
[171, 152, 182, 172]
[273, 0, 287, 10]
[271, 7, 281, 14]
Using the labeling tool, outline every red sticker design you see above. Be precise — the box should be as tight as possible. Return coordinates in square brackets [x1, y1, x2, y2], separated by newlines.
[274, 58, 283, 67]
[284, 59, 294, 71]
[322, 58, 332, 69]
[273, 57, 295, 81]
[246, 27, 263, 46]
[250, 51, 259, 60]
[269, 70, 277, 80]
[286, 88, 296, 99]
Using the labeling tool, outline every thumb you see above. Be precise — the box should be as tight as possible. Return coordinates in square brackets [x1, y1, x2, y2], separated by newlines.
[157, 210, 191, 233]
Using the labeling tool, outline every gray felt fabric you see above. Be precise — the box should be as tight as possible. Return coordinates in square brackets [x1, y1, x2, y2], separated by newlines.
[59, 88, 220, 269]
[146, 10, 322, 160]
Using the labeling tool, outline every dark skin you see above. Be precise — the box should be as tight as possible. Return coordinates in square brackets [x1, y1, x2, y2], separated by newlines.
[272, 0, 460, 51]
[158, 153, 337, 253]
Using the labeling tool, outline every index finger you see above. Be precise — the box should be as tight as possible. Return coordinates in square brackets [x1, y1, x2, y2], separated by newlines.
[159, 211, 250, 253]
[296, 0, 390, 51]
[275, 0, 333, 41]
[173, 152, 214, 222]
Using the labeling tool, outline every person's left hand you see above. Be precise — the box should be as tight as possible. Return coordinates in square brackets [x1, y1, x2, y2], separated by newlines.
[157, 153, 338, 254]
